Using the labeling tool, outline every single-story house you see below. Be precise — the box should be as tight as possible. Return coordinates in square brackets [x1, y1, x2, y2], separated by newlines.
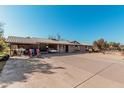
[6, 36, 92, 56]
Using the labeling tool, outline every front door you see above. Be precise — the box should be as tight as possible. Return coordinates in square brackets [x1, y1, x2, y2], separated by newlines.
[65, 45, 69, 53]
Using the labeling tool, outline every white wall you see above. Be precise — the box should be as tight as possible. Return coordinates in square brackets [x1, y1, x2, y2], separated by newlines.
[57, 44, 66, 53]
[57, 45, 86, 53]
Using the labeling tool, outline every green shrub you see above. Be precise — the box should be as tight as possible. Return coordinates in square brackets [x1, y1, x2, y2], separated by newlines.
[0, 38, 10, 55]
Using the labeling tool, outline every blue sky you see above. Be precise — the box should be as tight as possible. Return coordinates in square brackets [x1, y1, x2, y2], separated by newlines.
[0, 5, 124, 44]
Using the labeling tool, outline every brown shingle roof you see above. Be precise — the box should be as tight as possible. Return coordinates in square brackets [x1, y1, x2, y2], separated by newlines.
[6, 36, 82, 45]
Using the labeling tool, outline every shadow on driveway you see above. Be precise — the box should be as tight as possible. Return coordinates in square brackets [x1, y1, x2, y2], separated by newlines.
[40, 52, 86, 59]
[0, 58, 65, 87]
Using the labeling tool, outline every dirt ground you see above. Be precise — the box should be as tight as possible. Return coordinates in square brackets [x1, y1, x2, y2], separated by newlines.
[0, 53, 124, 88]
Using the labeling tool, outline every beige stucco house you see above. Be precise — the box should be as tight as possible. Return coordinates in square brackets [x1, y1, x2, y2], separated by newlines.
[6, 36, 91, 56]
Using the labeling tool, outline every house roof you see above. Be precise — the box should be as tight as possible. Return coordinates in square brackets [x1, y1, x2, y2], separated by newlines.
[70, 41, 81, 44]
[82, 42, 92, 46]
[6, 36, 83, 45]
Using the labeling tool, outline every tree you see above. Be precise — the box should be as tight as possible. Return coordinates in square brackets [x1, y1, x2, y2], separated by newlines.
[93, 41, 98, 49]
[93, 38, 107, 50]
[48, 34, 63, 41]
[57, 34, 61, 40]
[93, 38, 121, 52]
[108, 42, 120, 50]
[48, 35, 57, 40]
[0, 23, 4, 37]
[0, 22, 9, 54]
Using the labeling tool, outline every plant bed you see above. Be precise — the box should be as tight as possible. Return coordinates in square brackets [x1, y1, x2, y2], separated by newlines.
[0, 61, 6, 72]
[0, 53, 10, 72]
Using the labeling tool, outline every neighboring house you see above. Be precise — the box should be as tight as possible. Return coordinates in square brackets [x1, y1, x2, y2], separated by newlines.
[82, 43, 92, 50]
[6, 36, 90, 56]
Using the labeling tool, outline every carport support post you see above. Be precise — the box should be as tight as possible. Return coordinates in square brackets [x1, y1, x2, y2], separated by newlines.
[37, 43, 40, 49]
[10, 43, 12, 56]
[37, 43, 40, 57]
[57, 44, 60, 55]
[9, 43, 14, 57]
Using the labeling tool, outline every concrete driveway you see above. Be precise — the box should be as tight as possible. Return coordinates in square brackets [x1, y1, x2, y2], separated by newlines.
[0, 53, 124, 88]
